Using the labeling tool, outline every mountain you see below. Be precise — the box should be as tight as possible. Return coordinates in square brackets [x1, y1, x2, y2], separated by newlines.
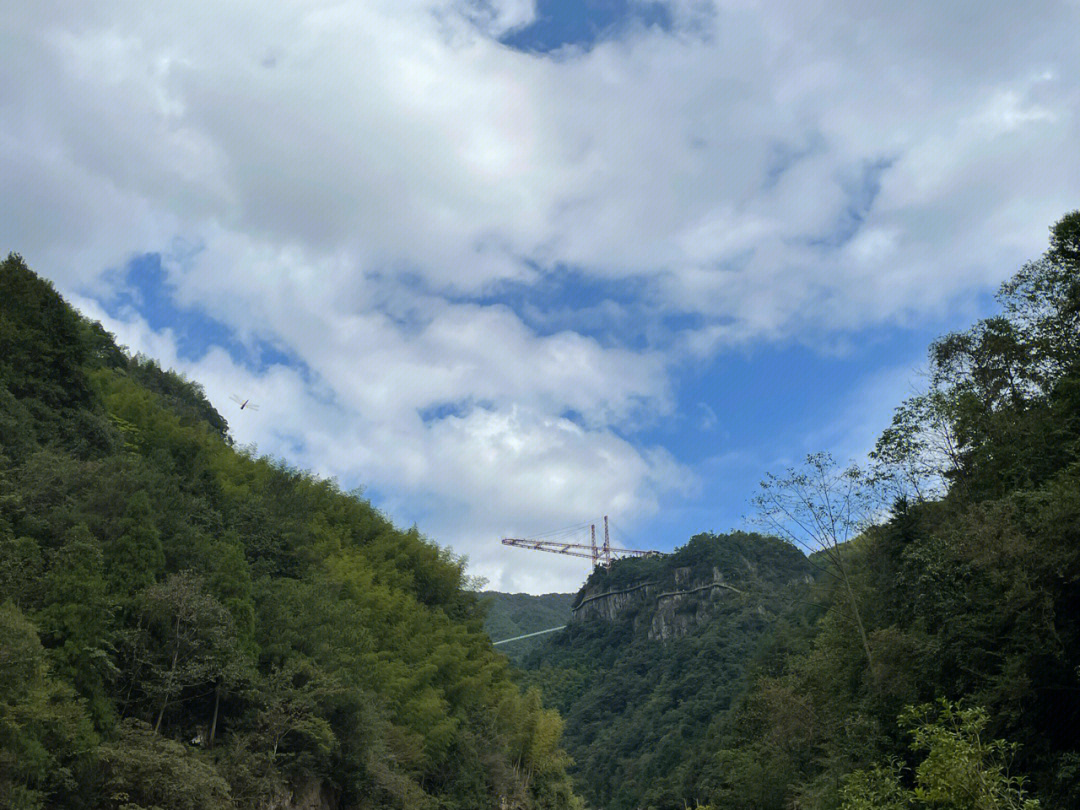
[0, 254, 580, 810]
[517, 532, 814, 810]
[4, 211, 1078, 810]
[481, 591, 575, 665]
[517, 212, 1080, 810]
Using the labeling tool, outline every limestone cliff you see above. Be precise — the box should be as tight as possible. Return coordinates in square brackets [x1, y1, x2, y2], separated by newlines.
[568, 532, 810, 641]
[519, 532, 817, 810]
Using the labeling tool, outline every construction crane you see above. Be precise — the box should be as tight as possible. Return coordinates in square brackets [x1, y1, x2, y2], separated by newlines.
[501, 516, 660, 568]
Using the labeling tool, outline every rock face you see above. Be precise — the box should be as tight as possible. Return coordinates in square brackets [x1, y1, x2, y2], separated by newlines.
[267, 780, 338, 810]
[571, 564, 749, 641]
[649, 568, 746, 641]
[572, 580, 654, 623]
[566, 533, 813, 643]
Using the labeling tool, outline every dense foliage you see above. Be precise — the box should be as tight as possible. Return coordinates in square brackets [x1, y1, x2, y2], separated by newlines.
[0, 254, 580, 810]
[518, 532, 814, 810]
[522, 212, 1080, 810]
[480, 592, 574, 666]
[5, 209, 1078, 810]
[841, 701, 1041, 810]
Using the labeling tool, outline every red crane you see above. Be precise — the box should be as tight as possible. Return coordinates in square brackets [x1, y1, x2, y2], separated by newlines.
[501, 516, 660, 568]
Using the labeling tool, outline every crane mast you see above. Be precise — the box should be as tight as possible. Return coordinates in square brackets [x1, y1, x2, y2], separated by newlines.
[501, 516, 659, 568]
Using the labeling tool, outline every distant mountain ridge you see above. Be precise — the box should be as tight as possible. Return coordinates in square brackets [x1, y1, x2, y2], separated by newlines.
[480, 591, 575, 664]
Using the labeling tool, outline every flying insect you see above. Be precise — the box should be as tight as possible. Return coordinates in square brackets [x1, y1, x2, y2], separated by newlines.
[230, 394, 259, 411]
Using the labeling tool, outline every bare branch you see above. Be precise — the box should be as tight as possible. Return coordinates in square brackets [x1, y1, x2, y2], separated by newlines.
[751, 453, 883, 666]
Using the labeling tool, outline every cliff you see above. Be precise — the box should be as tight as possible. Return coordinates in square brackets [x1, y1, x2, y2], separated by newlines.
[517, 532, 816, 810]
[568, 531, 809, 640]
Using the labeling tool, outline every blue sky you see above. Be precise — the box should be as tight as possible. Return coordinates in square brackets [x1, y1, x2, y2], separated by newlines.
[500, 0, 674, 52]
[4, 0, 1077, 591]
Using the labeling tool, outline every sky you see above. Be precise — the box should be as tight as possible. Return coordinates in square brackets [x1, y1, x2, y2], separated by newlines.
[3, 0, 1078, 593]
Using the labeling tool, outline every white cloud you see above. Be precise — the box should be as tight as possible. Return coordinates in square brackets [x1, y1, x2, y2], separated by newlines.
[453, 0, 538, 37]
[71, 288, 688, 591]
[5, 0, 1080, 589]
[9, 1, 1078, 317]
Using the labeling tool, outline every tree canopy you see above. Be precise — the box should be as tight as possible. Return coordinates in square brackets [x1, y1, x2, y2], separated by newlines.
[520, 212, 1080, 810]
[0, 253, 580, 810]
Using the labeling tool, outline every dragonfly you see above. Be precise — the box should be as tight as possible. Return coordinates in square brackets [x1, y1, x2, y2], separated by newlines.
[229, 394, 259, 411]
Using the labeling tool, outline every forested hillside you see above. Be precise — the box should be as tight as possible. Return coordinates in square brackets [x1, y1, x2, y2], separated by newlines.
[518, 532, 814, 810]
[481, 592, 574, 643]
[481, 592, 574, 665]
[521, 212, 1080, 810]
[4, 209, 1078, 810]
[0, 255, 580, 810]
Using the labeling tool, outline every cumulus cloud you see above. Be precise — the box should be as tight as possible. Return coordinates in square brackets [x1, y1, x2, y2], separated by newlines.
[4, 0, 1079, 589]
[13, 2, 1077, 309]
[72, 291, 687, 591]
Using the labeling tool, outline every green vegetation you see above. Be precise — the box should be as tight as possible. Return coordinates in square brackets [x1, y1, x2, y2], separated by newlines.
[520, 212, 1080, 810]
[0, 254, 580, 810]
[4, 209, 1078, 810]
[481, 592, 574, 665]
[518, 531, 814, 810]
[841, 701, 1040, 810]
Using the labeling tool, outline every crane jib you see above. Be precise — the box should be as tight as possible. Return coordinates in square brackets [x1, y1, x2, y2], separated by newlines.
[500, 516, 661, 568]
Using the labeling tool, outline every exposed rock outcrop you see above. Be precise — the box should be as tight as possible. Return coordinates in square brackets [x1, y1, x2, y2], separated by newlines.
[572, 580, 655, 623]
[649, 568, 745, 640]
[267, 780, 338, 810]
[571, 564, 752, 641]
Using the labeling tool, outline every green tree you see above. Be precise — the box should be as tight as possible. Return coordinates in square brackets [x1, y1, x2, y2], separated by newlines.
[103, 491, 165, 598]
[0, 254, 92, 414]
[137, 572, 242, 735]
[753, 452, 879, 666]
[37, 526, 115, 718]
[842, 701, 1040, 810]
[0, 602, 95, 810]
[99, 719, 232, 810]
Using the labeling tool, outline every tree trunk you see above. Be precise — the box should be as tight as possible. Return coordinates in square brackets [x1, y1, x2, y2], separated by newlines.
[154, 694, 169, 734]
[839, 564, 873, 667]
[209, 683, 221, 748]
[154, 615, 182, 733]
